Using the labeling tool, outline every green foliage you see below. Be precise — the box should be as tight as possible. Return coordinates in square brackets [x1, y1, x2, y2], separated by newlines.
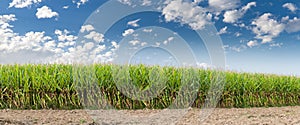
[0, 64, 299, 109]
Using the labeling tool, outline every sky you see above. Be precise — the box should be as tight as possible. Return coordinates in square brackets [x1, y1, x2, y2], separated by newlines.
[0, 0, 300, 76]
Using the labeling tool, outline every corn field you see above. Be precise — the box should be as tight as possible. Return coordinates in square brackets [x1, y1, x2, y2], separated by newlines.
[0, 64, 299, 109]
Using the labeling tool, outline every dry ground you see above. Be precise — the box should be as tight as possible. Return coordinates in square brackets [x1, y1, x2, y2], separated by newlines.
[1, 106, 300, 125]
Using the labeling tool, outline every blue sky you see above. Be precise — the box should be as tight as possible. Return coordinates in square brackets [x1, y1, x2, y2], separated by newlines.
[1, 0, 300, 76]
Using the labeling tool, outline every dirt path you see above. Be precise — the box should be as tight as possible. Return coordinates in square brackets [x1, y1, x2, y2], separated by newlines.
[0, 106, 300, 125]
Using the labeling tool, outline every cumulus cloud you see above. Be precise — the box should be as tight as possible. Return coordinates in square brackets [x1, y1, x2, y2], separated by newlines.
[285, 17, 300, 33]
[80, 24, 95, 33]
[162, 0, 212, 30]
[111, 41, 119, 49]
[127, 19, 141, 27]
[122, 29, 135, 36]
[247, 40, 258, 48]
[223, 10, 241, 23]
[9, 0, 42, 8]
[55, 29, 76, 42]
[251, 13, 285, 43]
[54, 29, 77, 48]
[36, 6, 59, 19]
[70, 40, 116, 64]
[281, 16, 290, 22]
[0, 14, 118, 64]
[84, 31, 105, 43]
[0, 14, 17, 25]
[209, 0, 240, 12]
[59, 37, 118, 64]
[223, 2, 256, 23]
[0, 14, 56, 54]
[0, 13, 120, 64]
[217, 26, 228, 35]
[282, 3, 298, 13]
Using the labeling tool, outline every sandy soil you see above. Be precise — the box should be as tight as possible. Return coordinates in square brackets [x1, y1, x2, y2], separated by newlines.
[0, 106, 300, 125]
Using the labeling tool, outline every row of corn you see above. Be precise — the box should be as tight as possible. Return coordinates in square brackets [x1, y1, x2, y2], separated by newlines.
[0, 64, 299, 109]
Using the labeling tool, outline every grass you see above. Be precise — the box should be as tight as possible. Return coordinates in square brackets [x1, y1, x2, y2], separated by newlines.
[0, 64, 299, 109]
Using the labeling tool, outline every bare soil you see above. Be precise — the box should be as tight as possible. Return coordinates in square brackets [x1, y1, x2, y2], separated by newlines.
[1, 106, 300, 125]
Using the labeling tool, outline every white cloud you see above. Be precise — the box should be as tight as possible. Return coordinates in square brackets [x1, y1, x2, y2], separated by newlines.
[93, 45, 106, 54]
[20, 31, 52, 51]
[168, 37, 174, 41]
[193, 0, 203, 5]
[0, 14, 119, 64]
[0, 14, 17, 25]
[129, 40, 140, 46]
[247, 40, 258, 48]
[281, 16, 290, 22]
[223, 44, 247, 52]
[122, 29, 135, 36]
[251, 13, 285, 43]
[154, 42, 161, 47]
[241, 1, 256, 11]
[285, 17, 300, 33]
[209, 0, 240, 12]
[132, 33, 139, 37]
[83, 42, 95, 50]
[223, 10, 241, 23]
[143, 28, 153, 33]
[117, 0, 152, 6]
[231, 45, 247, 52]
[84, 31, 105, 43]
[236, 23, 246, 28]
[270, 43, 283, 48]
[127, 19, 141, 27]
[71, 40, 118, 64]
[63, 6, 69, 9]
[80, 24, 95, 33]
[0, 14, 57, 54]
[54, 29, 77, 48]
[73, 41, 114, 63]
[217, 26, 228, 35]
[196, 62, 212, 69]
[111, 41, 119, 49]
[283, 3, 298, 13]
[141, 42, 147, 46]
[9, 0, 42, 8]
[142, 0, 151, 6]
[223, 2, 256, 23]
[162, 0, 212, 30]
[72, 0, 89, 8]
[36, 6, 59, 19]
[235, 32, 241, 37]
[163, 37, 174, 45]
[76, 0, 88, 8]
[118, 0, 132, 5]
